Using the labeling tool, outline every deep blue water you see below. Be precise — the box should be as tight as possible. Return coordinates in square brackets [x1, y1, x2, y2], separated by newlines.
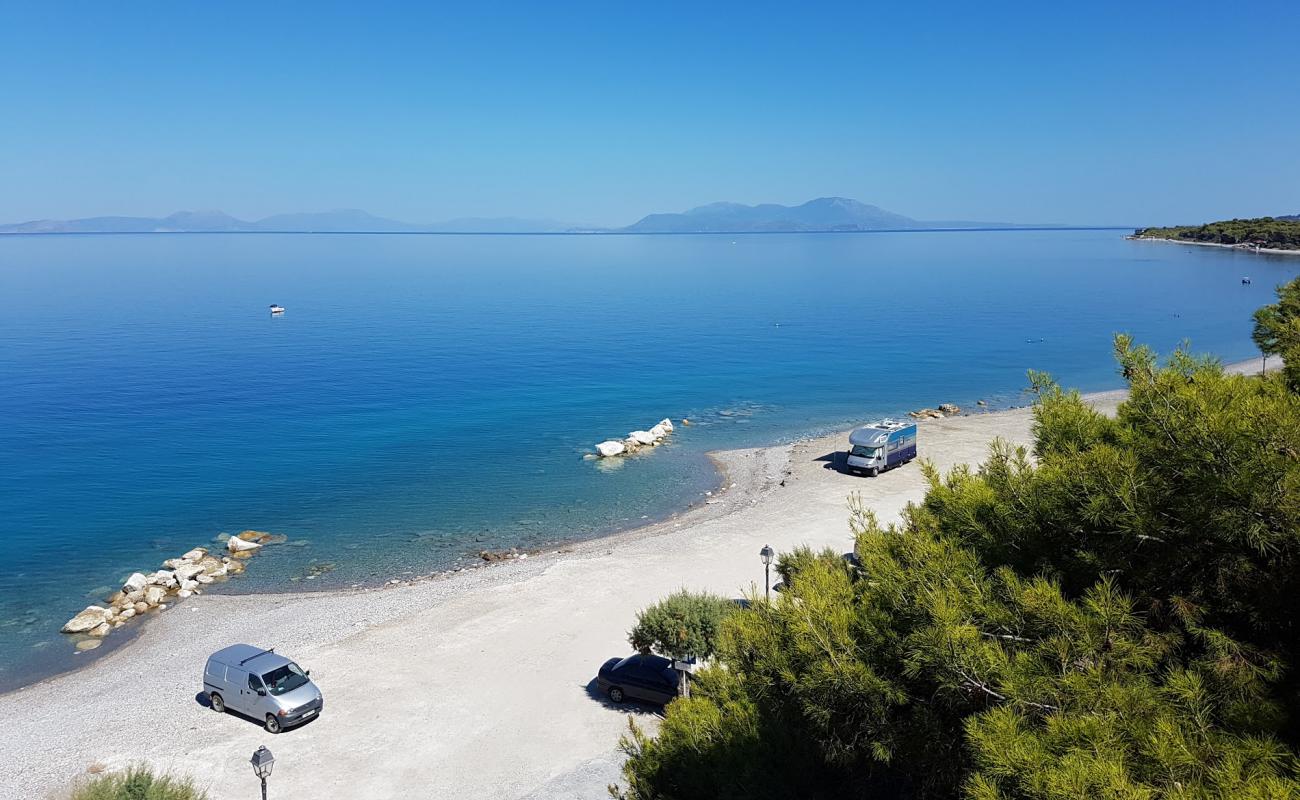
[1, 230, 1295, 689]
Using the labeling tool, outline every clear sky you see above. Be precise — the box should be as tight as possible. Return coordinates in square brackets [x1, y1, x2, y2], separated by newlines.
[1, 1, 1297, 227]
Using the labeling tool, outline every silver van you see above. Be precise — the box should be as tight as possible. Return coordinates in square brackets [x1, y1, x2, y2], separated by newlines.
[204, 644, 323, 733]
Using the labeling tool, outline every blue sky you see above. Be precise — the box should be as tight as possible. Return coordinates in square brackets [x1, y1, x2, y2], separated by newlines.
[1, 1, 1297, 227]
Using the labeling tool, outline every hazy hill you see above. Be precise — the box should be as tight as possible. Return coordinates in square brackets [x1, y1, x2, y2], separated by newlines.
[0, 210, 573, 234]
[621, 197, 1021, 233]
[624, 197, 919, 233]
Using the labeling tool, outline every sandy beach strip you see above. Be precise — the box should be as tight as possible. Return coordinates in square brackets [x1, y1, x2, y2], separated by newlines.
[0, 357, 1266, 800]
[1128, 235, 1300, 257]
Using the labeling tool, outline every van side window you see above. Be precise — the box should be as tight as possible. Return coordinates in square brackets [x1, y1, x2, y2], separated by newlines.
[205, 661, 225, 681]
[248, 673, 263, 692]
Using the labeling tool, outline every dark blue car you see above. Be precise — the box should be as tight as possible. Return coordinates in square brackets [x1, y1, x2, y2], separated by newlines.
[596, 653, 678, 705]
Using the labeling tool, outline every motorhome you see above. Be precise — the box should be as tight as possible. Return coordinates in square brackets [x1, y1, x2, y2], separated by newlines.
[845, 419, 917, 476]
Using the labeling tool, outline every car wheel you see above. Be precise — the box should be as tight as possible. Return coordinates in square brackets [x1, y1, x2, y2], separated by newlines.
[265, 714, 282, 734]
[608, 686, 625, 703]
[869, 467, 880, 477]
[210, 693, 225, 713]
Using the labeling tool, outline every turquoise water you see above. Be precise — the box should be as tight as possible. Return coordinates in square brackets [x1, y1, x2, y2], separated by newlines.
[1, 230, 1295, 689]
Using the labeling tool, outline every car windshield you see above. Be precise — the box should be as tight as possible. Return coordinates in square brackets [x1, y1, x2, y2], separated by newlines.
[261, 663, 310, 696]
[850, 445, 880, 458]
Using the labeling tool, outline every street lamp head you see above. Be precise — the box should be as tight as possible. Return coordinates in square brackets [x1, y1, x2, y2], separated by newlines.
[760, 545, 774, 566]
[250, 745, 275, 779]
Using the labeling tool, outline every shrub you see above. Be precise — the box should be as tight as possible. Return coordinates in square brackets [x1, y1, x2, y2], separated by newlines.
[68, 765, 208, 800]
[628, 589, 737, 662]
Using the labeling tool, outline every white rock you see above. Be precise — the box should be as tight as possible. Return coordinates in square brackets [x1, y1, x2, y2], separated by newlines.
[61, 606, 109, 634]
[121, 573, 148, 593]
[133, 601, 149, 614]
[177, 590, 193, 599]
[153, 570, 178, 588]
[144, 586, 167, 606]
[649, 423, 669, 439]
[119, 607, 136, 619]
[182, 548, 207, 561]
[88, 622, 112, 638]
[657, 418, 675, 433]
[227, 537, 262, 553]
[173, 564, 205, 580]
[196, 574, 214, 584]
[594, 440, 626, 458]
[629, 430, 657, 446]
[179, 579, 199, 592]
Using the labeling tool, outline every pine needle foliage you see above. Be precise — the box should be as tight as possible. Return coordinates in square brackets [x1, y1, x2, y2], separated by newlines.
[614, 282, 1300, 799]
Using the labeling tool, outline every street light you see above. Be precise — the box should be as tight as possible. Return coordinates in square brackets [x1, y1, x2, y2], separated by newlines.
[759, 544, 774, 600]
[250, 745, 275, 800]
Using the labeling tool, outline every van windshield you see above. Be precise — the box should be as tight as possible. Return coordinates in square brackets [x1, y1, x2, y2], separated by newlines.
[261, 663, 310, 696]
[850, 445, 881, 458]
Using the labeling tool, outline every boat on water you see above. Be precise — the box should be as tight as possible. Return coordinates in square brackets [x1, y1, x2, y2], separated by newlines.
[269, 304, 285, 314]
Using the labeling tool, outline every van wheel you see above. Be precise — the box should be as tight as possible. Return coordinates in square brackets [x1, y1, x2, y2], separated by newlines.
[210, 693, 225, 713]
[608, 686, 625, 703]
[869, 467, 880, 477]
[265, 714, 282, 734]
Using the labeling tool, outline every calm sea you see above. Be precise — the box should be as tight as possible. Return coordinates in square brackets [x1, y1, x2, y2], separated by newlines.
[1, 230, 1294, 689]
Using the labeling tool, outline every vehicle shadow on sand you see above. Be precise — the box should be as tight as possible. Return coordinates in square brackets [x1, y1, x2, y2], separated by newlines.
[582, 680, 666, 717]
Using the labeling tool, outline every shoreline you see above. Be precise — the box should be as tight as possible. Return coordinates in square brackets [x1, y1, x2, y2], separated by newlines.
[0, 356, 1268, 799]
[1127, 235, 1300, 257]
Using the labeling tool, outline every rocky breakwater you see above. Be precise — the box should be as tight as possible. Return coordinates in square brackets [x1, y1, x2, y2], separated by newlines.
[908, 403, 961, 420]
[59, 530, 279, 652]
[591, 418, 676, 459]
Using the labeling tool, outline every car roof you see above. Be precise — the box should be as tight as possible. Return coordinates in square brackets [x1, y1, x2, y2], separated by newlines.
[209, 644, 291, 672]
[616, 653, 672, 671]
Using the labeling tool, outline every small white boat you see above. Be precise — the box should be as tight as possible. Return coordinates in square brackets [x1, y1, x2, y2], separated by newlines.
[269, 304, 285, 314]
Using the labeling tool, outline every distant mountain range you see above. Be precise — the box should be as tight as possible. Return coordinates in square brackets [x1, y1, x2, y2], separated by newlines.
[0, 209, 573, 234]
[0, 197, 1052, 235]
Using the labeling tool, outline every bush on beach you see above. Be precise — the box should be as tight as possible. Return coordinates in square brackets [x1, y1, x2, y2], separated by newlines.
[613, 280, 1300, 799]
[628, 589, 737, 662]
[66, 765, 208, 800]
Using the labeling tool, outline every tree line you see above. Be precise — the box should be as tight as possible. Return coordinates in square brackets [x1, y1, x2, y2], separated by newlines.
[1135, 217, 1300, 250]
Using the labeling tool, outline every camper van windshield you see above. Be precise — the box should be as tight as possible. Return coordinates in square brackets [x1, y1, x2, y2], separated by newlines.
[261, 663, 310, 696]
[851, 445, 881, 458]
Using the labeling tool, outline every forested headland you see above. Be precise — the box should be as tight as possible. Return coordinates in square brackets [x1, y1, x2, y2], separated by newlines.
[1134, 217, 1300, 250]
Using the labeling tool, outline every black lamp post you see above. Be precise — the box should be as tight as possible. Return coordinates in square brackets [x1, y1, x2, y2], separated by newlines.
[250, 745, 275, 800]
[760, 544, 774, 600]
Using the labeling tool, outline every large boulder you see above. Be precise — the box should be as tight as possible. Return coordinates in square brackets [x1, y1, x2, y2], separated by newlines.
[61, 606, 109, 634]
[227, 537, 262, 553]
[197, 556, 225, 576]
[173, 563, 205, 581]
[629, 430, 657, 446]
[657, 418, 675, 433]
[152, 570, 178, 588]
[594, 440, 626, 458]
[121, 573, 148, 593]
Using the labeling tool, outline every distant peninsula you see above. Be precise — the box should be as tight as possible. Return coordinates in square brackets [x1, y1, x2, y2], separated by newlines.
[1132, 216, 1300, 253]
[0, 197, 1059, 236]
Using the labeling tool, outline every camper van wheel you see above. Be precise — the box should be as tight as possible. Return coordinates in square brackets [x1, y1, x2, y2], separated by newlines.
[209, 693, 225, 713]
[265, 714, 282, 734]
[868, 467, 879, 478]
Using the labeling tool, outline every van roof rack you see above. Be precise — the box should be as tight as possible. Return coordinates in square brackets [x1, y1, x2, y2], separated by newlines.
[239, 647, 275, 666]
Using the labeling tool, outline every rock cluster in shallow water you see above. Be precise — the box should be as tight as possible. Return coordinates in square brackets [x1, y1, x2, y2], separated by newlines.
[591, 418, 675, 458]
[908, 403, 961, 419]
[59, 530, 279, 649]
